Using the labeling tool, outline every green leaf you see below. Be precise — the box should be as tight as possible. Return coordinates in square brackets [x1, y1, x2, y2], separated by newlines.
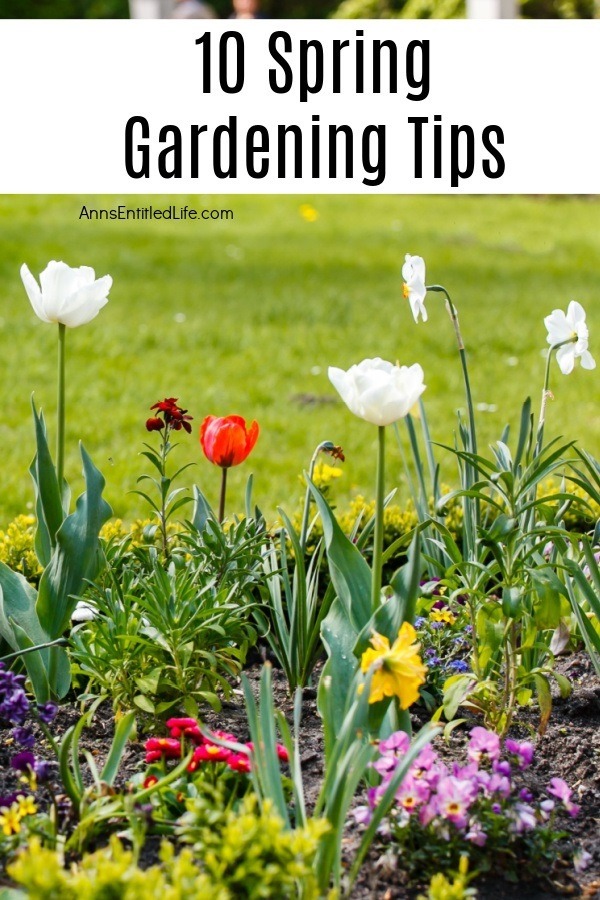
[7, 620, 50, 704]
[308, 477, 371, 632]
[0, 566, 72, 701]
[318, 598, 359, 755]
[100, 710, 136, 785]
[553, 672, 572, 699]
[37, 443, 112, 639]
[534, 673, 552, 735]
[134, 694, 155, 713]
[442, 673, 474, 721]
[191, 485, 216, 532]
[501, 586, 523, 620]
[514, 397, 533, 470]
[29, 401, 69, 568]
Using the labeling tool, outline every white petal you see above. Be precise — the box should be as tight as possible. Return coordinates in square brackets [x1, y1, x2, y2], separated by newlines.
[20, 263, 52, 323]
[555, 344, 575, 375]
[579, 349, 596, 370]
[567, 300, 586, 327]
[57, 275, 112, 328]
[39, 260, 81, 308]
[402, 254, 426, 285]
[544, 310, 573, 345]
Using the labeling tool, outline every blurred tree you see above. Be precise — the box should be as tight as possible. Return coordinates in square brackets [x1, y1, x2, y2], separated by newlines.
[0, 0, 128, 14]
[0, 0, 338, 14]
[330, 0, 595, 13]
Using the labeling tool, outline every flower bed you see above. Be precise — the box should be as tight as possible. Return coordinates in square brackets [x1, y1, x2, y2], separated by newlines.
[0, 253, 599, 898]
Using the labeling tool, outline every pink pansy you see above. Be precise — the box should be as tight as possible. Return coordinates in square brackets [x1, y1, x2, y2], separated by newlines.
[511, 801, 537, 833]
[435, 775, 477, 829]
[504, 738, 534, 770]
[465, 819, 487, 846]
[547, 778, 580, 817]
[468, 727, 501, 764]
[353, 805, 372, 826]
[379, 731, 411, 756]
[395, 774, 430, 813]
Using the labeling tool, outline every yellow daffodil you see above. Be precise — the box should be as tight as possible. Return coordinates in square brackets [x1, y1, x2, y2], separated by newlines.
[360, 621, 427, 707]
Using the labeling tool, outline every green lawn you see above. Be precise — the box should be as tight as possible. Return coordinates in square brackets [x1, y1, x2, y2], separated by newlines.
[1, 194, 599, 526]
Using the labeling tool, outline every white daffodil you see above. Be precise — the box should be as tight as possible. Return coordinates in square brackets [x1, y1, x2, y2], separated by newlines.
[544, 300, 596, 375]
[402, 254, 427, 323]
[328, 357, 426, 427]
[21, 260, 112, 328]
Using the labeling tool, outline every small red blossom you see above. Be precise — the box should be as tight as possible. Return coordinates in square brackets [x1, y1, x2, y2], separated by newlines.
[166, 717, 202, 743]
[200, 415, 259, 468]
[227, 752, 251, 773]
[144, 737, 181, 763]
[143, 775, 159, 789]
[187, 743, 232, 772]
[147, 398, 193, 434]
[276, 743, 289, 763]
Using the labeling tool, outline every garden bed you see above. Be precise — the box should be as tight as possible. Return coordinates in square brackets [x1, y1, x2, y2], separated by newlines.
[2, 649, 598, 899]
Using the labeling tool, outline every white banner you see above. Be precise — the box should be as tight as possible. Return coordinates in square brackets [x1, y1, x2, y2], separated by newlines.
[1, 19, 598, 193]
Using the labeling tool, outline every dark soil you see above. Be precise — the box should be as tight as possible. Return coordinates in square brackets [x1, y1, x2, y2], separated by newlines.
[1, 650, 599, 899]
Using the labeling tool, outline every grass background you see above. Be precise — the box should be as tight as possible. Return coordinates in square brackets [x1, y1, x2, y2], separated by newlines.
[1, 194, 598, 526]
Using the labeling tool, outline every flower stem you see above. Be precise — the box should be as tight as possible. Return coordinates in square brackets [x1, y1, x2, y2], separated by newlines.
[536, 338, 575, 457]
[371, 425, 386, 612]
[427, 285, 477, 458]
[300, 443, 328, 553]
[57, 323, 66, 497]
[160, 429, 170, 559]
[218, 467, 228, 524]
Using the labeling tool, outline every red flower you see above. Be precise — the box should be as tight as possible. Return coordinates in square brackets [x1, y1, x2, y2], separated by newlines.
[227, 752, 251, 773]
[143, 775, 159, 789]
[276, 743, 289, 763]
[144, 737, 181, 763]
[166, 717, 202, 743]
[187, 743, 232, 772]
[147, 398, 193, 434]
[200, 415, 259, 468]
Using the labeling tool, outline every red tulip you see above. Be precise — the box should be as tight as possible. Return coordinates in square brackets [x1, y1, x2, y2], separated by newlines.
[200, 415, 259, 469]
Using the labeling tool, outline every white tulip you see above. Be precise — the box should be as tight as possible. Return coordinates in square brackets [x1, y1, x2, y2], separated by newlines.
[328, 357, 426, 427]
[544, 300, 596, 375]
[21, 260, 112, 328]
[402, 254, 427, 323]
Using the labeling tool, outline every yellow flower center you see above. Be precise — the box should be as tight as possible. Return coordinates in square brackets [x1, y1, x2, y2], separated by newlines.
[402, 283, 410, 299]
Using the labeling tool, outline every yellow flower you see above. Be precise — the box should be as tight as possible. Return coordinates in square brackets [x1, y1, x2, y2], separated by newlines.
[0, 803, 23, 836]
[17, 795, 37, 817]
[430, 609, 456, 626]
[360, 622, 427, 708]
[299, 203, 319, 223]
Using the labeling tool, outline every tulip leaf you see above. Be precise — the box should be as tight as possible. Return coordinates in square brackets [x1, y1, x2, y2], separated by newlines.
[0, 563, 47, 652]
[37, 444, 112, 639]
[307, 477, 371, 631]
[318, 598, 360, 756]
[0, 564, 71, 701]
[29, 402, 69, 568]
[191, 485, 216, 533]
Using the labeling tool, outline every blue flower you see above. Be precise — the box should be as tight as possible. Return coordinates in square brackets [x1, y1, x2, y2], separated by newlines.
[447, 659, 470, 673]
